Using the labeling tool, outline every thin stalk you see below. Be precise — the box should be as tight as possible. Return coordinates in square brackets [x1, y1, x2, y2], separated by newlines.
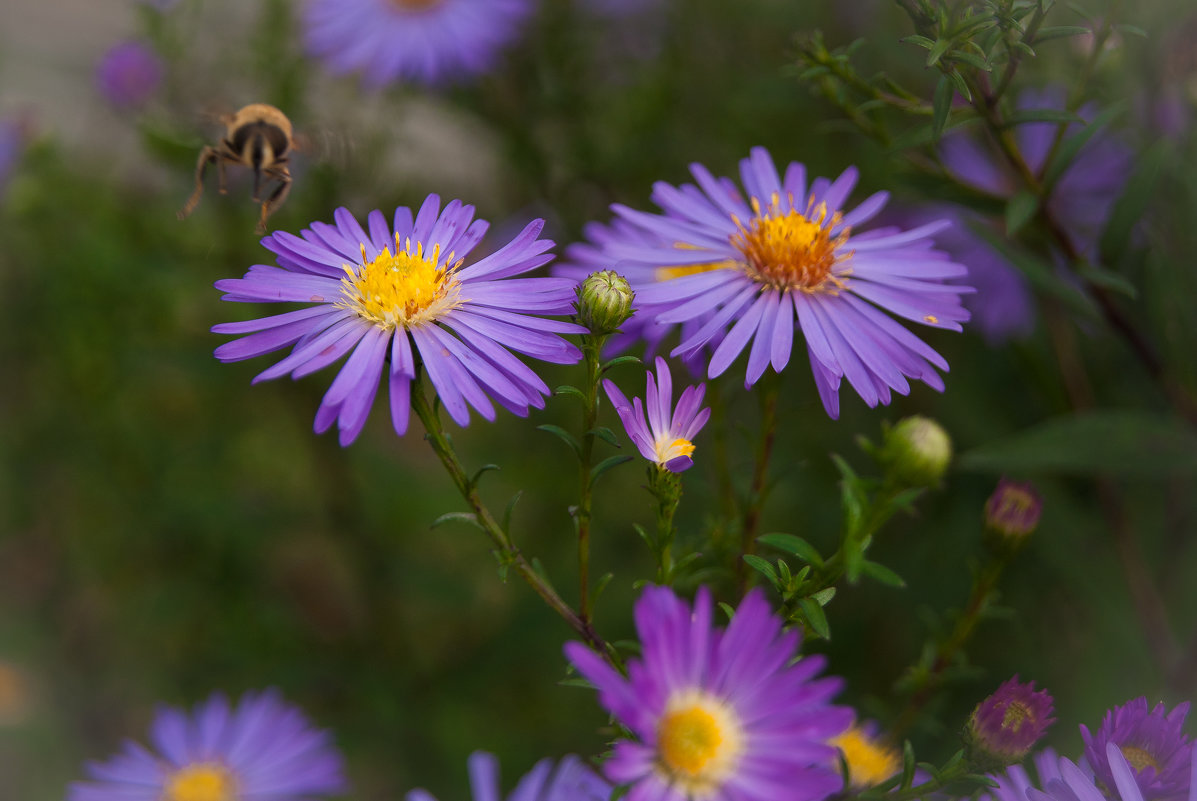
[410, 370, 613, 661]
[738, 374, 780, 589]
[575, 335, 604, 621]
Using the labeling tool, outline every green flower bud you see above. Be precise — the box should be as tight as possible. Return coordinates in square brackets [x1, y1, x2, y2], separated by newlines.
[575, 270, 635, 335]
[880, 416, 952, 488]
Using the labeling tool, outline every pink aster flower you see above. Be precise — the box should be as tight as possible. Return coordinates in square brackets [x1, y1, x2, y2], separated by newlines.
[562, 146, 972, 418]
[603, 357, 710, 473]
[213, 196, 584, 445]
[565, 585, 851, 801]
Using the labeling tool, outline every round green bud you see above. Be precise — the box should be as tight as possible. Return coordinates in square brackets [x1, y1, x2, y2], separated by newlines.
[575, 270, 635, 335]
[880, 416, 952, 488]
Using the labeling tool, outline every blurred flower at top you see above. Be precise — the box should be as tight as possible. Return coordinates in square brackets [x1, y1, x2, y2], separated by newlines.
[831, 721, 900, 790]
[94, 41, 164, 110]
[565, 146, 971, 418]
[940, 86, 1132, 259]
[565, 585, 851, 801]
[303, 0, 533, 88]
[603, 356, 711, 473]
[212, 197, 583, 445]
[1081, 698, 1193, 801]
[408, 752, 611, 801]
[67, 689, 347, 801]
[0, 116, 31, 201]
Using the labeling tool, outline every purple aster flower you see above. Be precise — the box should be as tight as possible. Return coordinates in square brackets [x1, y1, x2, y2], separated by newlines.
[603, 357, 711, 473]
[830, 720, 900, 789]
[983, 745, 1197, 801]
[940, 86, 1132, 259]
[966, 676, 1055, 768]
[1081, 699, 1193, 801]
[564, 585, 852, 801]
[213, 196, 584, 445]
[984, 479, 1043, 541]
[67, 689, 347, 801]
[95, 41, 164, 110]
[565, 146, 971, 418]
[408, 752, 611, 801]
[303, 0, 533, 88]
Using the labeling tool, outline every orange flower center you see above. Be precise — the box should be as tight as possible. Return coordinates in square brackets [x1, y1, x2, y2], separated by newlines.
[730, 194, 850, 293]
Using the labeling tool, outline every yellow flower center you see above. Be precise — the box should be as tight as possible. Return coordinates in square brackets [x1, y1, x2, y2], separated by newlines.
[656, 690, 742, 796]
[730, 195, 850, 293]
[1121, 745, 1162, 773]
[1001, 700, 1033, 731]
[653, 436, 695, 466]
[338, 237, 463, 330]
[163, 763, 237, 801]
[831, 726, 900, 789]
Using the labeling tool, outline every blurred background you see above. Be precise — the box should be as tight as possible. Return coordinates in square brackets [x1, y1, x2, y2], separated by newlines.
[1, 0, 1196, 798]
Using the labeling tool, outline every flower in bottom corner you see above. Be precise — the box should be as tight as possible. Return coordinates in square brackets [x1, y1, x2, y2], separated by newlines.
[212, 196, 584, 445]
[1081, 698, 1193, 801]
[603, 356, 710, 473]
[67, 689, 347, 801]
[980, 744, 1197, 801]
[565, 585, 852, 801]
[408, 752, 611, 801]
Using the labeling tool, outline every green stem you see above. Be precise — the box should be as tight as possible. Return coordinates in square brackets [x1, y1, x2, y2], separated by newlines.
[576, 335, 605, 621]
[648, 466, 682, 583]
[738, 375, 780, 590]
[410, 370, 613, 661]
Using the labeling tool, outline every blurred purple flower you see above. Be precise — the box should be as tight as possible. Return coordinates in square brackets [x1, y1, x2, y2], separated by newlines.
[966, 675, 1055, 766]
[603, 356, 710, 473]
[563, 146, 971, 417]
[95, 41, 163, 110]
[303, 0, 533, 88]
[408, 752, 611, 801]
[67, 689, 347, 801]
[1081, 698, 1193, 801]
[0, 117, 30, 199]
[212, 197, 583, 445]
[984, 744, 1197, 801]
[565, 585, 851, 801]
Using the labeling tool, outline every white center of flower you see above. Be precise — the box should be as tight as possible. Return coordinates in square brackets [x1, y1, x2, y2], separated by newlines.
[655, 688, 743, 796]
[653, 435, 695, 466]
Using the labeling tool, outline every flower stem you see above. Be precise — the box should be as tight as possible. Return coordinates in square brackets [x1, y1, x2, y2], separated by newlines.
[575, 334, 605, 621]
[648, 465, 682, 583]
[410, 370, 613, 661]
[739, 374, 780, 589]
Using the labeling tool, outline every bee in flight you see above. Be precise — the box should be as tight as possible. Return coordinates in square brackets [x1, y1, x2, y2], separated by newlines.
[177, 103, 294, 234]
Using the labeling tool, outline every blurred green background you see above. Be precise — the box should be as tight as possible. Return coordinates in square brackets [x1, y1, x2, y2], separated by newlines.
[1, 0, 1196, 798]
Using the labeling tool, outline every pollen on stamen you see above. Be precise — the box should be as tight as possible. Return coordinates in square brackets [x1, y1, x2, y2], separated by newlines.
[336, 236, 464, 330]
[730, 194, 851, 293]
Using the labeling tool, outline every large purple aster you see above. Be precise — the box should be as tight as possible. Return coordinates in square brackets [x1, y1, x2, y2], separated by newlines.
[303, 0, 533, 88]
[408, 752, 611, 801]
[67, 689, 347, 801]
[562, 146, 971, 418]
[1081, 699, 1193, 801]
[565, 585, 851, 801]
[213, 196, 583, 445]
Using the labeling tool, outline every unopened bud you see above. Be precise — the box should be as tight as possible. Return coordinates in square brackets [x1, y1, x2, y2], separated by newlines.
[575, 270, 635, 335]
[880, 416, 952, 488]
[984, 478, 1042, 542]
[965, 676, 1055, 770]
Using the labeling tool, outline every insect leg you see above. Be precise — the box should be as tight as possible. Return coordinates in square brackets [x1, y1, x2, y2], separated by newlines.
[256, 164, 292, 234]
[177, 146, 219, 221]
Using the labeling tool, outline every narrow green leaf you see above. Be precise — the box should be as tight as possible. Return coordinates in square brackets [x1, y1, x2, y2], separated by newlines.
[1100, 141, 1166, 265]
[810, 587, 837, 606]
[502, 491, 523, 534]
[1003, 108, 1080, 127]
[601, 355, 643, 373]
[926, 38, 953, 67]
[901, 741, 917, 789]
[1042, 104, 1123, 189]
[1114, 23, 1147, 38]
[757, 533, 825, 567]
[591, 572, 615, 607]
[430, 512, 483, 530]
[958, 411, 1197, 477]
[743, 554, 780, 589]
[1005, 190, 1039, 236]
[553, 385, 586, 401]
[947, 50, 991, 71]
[932, 75, 953, 140]
[632, 523, 653, 549]
[588, 426, 621, 448]
[469, 464, 500, 488]
[537, 424, 582, 458]
[1033, 25, 1091, 42]
[590, 454, 634, 486]
[798, 598, 832, 639]
[717, 602, 736, 621]
[860, 560, 907, 588]
[901, 34, 936, 49]
[1076, 264, 1137, 298]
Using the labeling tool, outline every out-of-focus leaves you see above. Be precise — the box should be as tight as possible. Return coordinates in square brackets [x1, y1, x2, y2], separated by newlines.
[1100, 141, 1167, 266]
[1002, 108, 1082, 127]
[1034, 25, 1092, 42]
[757, 532, 824, 567]
[1005, 190, 1039, 236]
[932, 75, 953, 139]
[1041, 104, 1123, 189]
[798, 597, 831, 639]
[958, 411, 1197, 477]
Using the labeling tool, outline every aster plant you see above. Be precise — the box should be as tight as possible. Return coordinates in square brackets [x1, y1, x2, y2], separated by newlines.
[565, 585, 852, 801]
[1081, 699, 1193, 801]
[67, 689, 346, 801]
[212, 196, 583, 446]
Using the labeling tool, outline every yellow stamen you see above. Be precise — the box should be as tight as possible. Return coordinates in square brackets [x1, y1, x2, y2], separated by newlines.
[730, 194, 851, 294]
[1121, 745, 1162, 773]
[654, 436, 695, 466]
[163, 763, 236, 801]
[337, 235, 463, 329]
[656, 690, 742, 796]
[1001, 700, 1033, 731]
[831, 726, 900, 789]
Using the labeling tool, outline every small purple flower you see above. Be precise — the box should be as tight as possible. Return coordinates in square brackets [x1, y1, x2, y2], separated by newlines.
[564, 146, 972, 418]
[565, 585, 852, 801]
[603, 357, 710, 473]
[67, 689, 347, 801]
[213, 197, 584, 445]
[95, 41, 163, 110]
[408, 752, 611, 801]
[984, 744, 1197, 801]
[303, 0, 533, 88]
[1081, 699, 1193, 801]
[966, 676, 1055, 767]
[984, 479, 1043, 541]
